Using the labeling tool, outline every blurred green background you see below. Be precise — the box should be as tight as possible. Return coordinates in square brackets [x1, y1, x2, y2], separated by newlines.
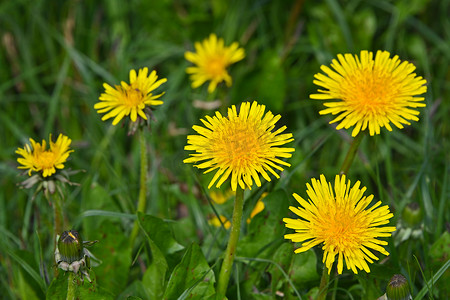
[0, 0, 448, 299]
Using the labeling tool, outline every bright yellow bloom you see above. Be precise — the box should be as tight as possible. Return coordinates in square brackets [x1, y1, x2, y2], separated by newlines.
[16, 134, 74, 177]
[94, 68, 167, 126]
[184, 101, 294, 191]
[283, 174, 396, 274]
[310, 50, 427, 136]
[185, 33, 245, 93]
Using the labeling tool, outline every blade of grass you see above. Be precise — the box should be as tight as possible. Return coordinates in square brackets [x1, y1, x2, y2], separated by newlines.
[3, 246, 46, 293]
[325, 0, 354, 51]
[414, 258, 450, 300]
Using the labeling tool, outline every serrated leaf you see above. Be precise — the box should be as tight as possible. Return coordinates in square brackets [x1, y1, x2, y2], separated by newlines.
[163, 243, 215, 300]
[137, 212, 184, 255]
[142, 239, 168, 299]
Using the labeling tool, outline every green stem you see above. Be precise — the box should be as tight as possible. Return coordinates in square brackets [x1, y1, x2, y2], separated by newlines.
[317, 266, 331, 300]
[66, 272, 77, 300]
[51, 191, 65, 277]
[339, 132, 365, 174]
[217, 186, 245, 297]
[129, 129, 148, 247]
[52, 192, 64, 240]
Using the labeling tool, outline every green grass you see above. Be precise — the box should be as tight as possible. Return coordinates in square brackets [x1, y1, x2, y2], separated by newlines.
[1, 0, 449, 299]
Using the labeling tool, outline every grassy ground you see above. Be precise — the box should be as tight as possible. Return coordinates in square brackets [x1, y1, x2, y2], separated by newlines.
[0, 0, 449, 299]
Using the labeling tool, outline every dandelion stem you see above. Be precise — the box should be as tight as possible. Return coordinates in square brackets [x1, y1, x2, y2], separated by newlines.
[217, 186, 245, 297]
[340, 132, 365, 174]
[52, 192, 63, 238]
[317, 266, 331, 300]
[129, 128, 148, 247]
[66, 272, 77, 300]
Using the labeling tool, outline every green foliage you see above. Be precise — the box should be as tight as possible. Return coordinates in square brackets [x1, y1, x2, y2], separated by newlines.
[1, 0, 449, 299]
[46, 271, 113, 300]
[163, 243, 216, 300]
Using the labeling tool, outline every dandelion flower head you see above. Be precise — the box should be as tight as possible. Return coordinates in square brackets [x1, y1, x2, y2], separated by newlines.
[184, 101, 294, 191]
[16, 134, 73, 177]
[310, 50, 427, 136]
[185, 33, 245, 93]
[283, 174, 396, 274]
[94, 67, 167, 125]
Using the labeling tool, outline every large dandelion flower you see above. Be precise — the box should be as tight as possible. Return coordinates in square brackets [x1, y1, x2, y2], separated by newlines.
[16, 134, 74, 177]
[94, 67, 167, 126]
[283, 174, 396, 274]
[185, 33, 245, 93]
[184, 101, 294, 191]
[310, 50, 427, 136]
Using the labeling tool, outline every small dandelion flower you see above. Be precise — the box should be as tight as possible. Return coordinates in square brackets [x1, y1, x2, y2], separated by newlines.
[209, 215, 231, 229]
[184, 101, 295, 191]
[16, 134, 73, 177]
[283, 174, 396, 274]
[185, 33, 245, 93]
[94, 67, 167, 126]
[310, 50, 427, 136]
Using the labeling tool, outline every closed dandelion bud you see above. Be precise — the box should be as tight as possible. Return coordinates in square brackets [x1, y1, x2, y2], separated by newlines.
[58, 230, 83, 264]
[386, 274, 411, 300]
[55, 230, 97, 282]
[402, 202, 423, 227]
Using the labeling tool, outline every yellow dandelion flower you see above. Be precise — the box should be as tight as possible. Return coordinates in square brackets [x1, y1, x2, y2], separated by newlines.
[310, 50, 427, 136]
[16, 134, 74, 177]
[184, 101, 295, 191]
[94, 67, 167, 126]
[209, 215, 231, 230]
[185, 33, 245, 93]
[283, 174, 396, 274]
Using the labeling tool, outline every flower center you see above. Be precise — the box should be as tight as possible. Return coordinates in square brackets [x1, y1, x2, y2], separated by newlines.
[124, 86, 145, 108]
[318, 204, 360, 251]
[36, 151, 57, 169]
[345, 69, 399, 114]
[218, 119, 262, 168]
[206, 57, 227, 78]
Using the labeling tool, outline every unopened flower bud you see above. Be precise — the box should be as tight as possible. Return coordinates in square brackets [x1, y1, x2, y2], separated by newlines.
[386, 274, 411, 300]
[402, 202, 423, 227]
[57, 230, 83, 264]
